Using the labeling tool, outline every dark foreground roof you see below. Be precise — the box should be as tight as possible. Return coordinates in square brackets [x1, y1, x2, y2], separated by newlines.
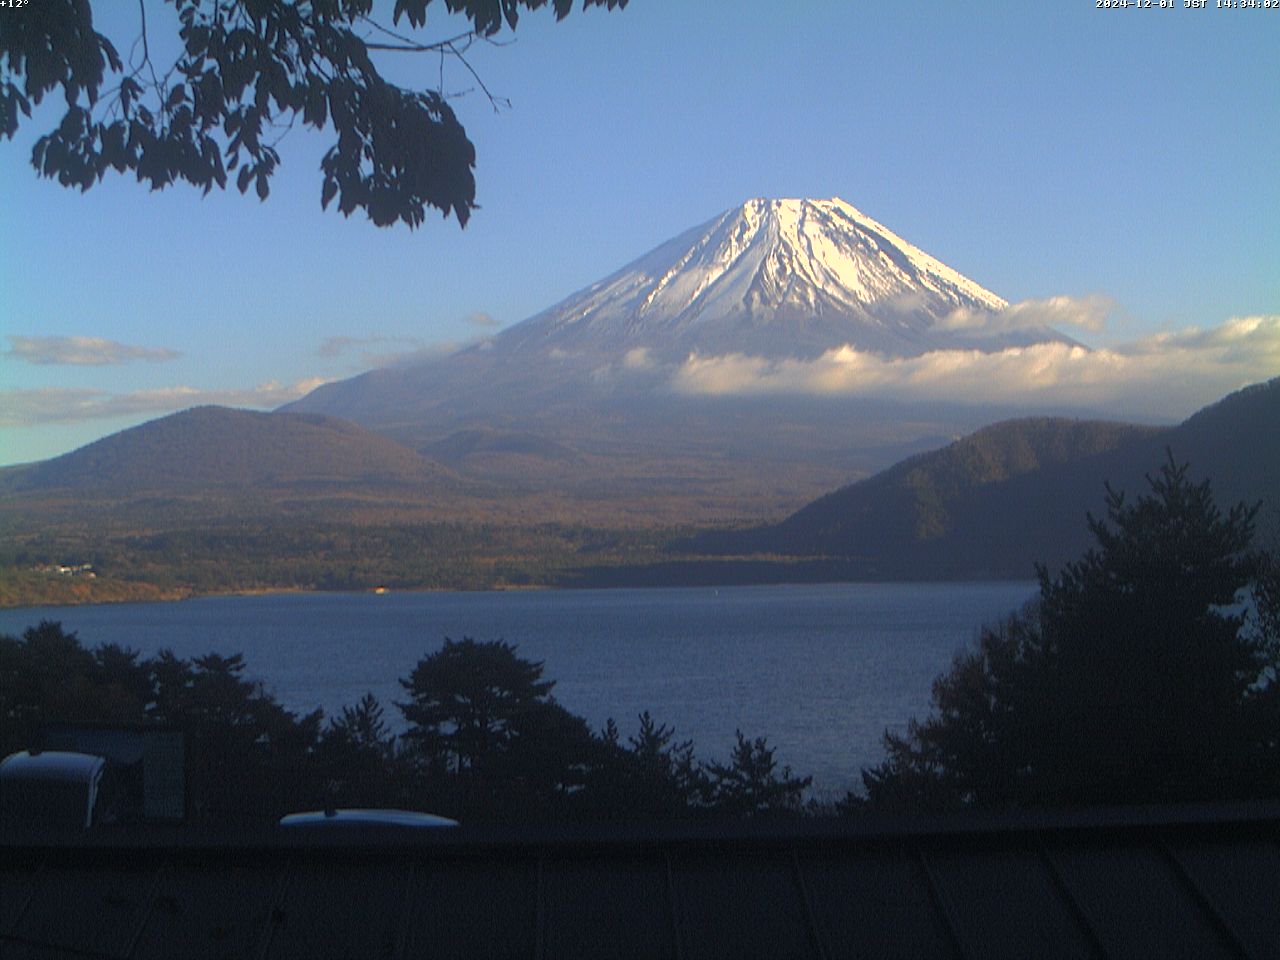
[3, 803, 1279, 959]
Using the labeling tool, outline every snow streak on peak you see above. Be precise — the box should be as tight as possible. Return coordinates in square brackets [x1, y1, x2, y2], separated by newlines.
[689, 197, 1007, 317]
[496, 198, 1058, 362]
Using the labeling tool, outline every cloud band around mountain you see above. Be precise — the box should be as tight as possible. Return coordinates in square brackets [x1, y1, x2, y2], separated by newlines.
[4, 335, 181, 366]
[318, 333, 490, 368]
[0, 379, 329, 428]
[669, 314, 1280, 418]
[938, 294, 1114, 335]
[8, 315, 1276, 429]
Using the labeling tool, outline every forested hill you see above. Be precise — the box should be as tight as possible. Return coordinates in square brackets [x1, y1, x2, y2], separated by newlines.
[692, 377, 1280, 578]
[0, 406, 457, 492]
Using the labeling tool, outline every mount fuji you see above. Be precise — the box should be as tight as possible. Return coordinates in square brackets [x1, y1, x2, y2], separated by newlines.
[285, 198, 1074, 519]
[494, 197, 1045, 361]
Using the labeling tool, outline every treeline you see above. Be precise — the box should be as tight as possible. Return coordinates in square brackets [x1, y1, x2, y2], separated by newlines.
[1, 520, 681, 603]
[862, 456, 1280, 810]
[0, 571, 189, 609]
[0, 626, 810, 826]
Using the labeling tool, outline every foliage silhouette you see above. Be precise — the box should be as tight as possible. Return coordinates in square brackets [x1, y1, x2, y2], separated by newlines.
[703, 730, 812, 817]
[149, 649, 325, 825]
[398, 637, 554, 773]
[577, 711, 709, 820]
[315, 692, 414, 809]
[1, 623, 813, 825]
[397, 637, 617, 819]
[0, 623, 328, 825]
[327, 690, 393, 756]
[0, 0, 626, 227]
[396, 640, 811, 820]
[0, 621, 152, 756]
[862, 453, 1280, 811]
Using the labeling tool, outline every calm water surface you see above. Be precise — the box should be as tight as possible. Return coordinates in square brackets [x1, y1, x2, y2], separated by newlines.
[0, 582, 1036, 794]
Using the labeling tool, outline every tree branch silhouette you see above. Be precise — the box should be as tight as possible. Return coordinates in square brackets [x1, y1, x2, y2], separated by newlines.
[0, 0, 625, 227]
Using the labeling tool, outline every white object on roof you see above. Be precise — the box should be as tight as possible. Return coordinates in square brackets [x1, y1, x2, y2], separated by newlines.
[0, 750, 107, 830]
[278, 808, 459, 828]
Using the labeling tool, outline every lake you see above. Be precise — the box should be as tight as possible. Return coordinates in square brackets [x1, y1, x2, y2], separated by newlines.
[0, 582, 1037, 795]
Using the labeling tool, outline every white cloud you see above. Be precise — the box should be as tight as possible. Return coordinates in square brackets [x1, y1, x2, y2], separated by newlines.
[670, 314, 1280, 419]
[317, 335, 368, 358]
[371, 342, 471, 367]
[0, 378, 330, 427]
[318, 318, 499, 369]
[587, 346, 668, 385]
[938, 294, 1114, 335]
[4, 335, 181, 366]
[318, 334, 425, 363]
[623, 347, 655, 370]
[318, 333, 484, 368]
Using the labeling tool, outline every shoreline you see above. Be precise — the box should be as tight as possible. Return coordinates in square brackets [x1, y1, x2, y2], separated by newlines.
[0, 566, 1037, 613]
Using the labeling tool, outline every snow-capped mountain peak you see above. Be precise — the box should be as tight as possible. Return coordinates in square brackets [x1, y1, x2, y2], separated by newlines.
[495, 197, 1034, 360]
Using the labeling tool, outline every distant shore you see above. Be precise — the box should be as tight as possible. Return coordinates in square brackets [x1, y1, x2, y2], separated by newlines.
[0, 556, 1027, 611]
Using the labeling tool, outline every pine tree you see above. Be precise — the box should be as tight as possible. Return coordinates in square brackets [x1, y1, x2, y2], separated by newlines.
[863, 454, 1279, 809]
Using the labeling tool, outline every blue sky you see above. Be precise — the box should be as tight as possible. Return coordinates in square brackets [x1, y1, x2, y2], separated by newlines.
[2, 0, 1277, 465]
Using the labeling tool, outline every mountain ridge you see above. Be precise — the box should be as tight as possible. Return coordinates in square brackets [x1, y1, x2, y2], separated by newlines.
[3, 382, 1273, 604]
[690, 377, 1280, 577]
[0, 406, 458, 493]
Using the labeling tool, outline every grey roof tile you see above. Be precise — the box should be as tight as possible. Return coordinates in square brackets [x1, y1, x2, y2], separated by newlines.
[1049, 843, 1241, 960]
[800, 848, 958, 960]
[0, 848, 43, 938]
[1169, 838, 1280, 960]
[131, 860, 282, 960]
[542, 853, 676, 960]
[2, 805, 1277, 960]
[927, 845, 1101, 960]
[401, 856, 539, 960]
[268, 858, 412, 960]
[672, 850, 818, 960]
[8, 858, 158, 958]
